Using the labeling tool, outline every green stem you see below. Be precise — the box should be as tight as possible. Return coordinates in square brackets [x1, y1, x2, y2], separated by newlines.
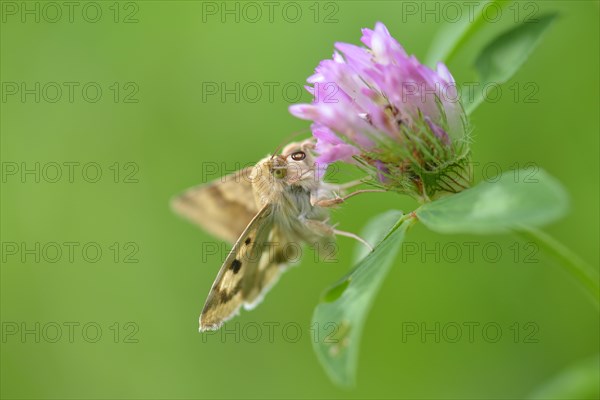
[382, 212, 418, 242]
[517, 226, 599, 308]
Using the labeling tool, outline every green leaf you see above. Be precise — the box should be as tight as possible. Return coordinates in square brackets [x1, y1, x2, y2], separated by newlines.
[416, 167, 568, 234]
[416, 168, 597, 307]
[475, 13, 558, 83]
[426, 0, 512, 66]
[518, 227, 599, 308]
[311, 210, 413, 387]
[529, 354, 600, 399]
[465, 13, 559, 114]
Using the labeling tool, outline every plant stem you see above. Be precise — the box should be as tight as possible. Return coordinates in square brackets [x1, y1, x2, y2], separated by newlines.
[382, 212, 418, 242]
[517, 226, 599, 308]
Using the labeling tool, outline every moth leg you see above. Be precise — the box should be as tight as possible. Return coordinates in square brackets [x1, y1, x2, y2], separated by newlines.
[304, 219, 373, 251]
[329, 177, 370, 191]
[313, 189, 387, 208]
[334, 229, 373, 251]
[303, 218, 335, 236]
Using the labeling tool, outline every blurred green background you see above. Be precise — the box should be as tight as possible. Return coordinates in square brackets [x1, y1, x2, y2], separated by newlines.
[1, 1, 598, 398]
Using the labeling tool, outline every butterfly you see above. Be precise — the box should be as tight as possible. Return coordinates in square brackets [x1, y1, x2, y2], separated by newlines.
[172, 139, 371, 331]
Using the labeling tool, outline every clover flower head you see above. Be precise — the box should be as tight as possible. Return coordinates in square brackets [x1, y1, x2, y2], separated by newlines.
[290, 22, 472, 201]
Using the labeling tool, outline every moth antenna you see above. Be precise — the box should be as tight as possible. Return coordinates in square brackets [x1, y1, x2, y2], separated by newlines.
[270, 128, 311, 159]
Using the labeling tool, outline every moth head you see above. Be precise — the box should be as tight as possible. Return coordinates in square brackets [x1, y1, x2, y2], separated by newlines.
[271, 140, 317, 185]
[249, 140, 319, 206]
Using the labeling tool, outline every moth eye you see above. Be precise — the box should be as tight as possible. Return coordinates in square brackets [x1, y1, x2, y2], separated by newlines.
[291, 151, 306, 161]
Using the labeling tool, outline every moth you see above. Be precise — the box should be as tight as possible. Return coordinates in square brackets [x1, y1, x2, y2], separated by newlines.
[172, 139, 371, 331]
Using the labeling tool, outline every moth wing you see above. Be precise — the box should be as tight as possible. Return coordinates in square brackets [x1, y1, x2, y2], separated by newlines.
[241, 225, 295, 309]
[171, 167, 258, 243]
[199, 204, 293, 331]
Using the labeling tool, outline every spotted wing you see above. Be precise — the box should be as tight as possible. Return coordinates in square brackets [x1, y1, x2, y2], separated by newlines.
[199, 203, 292, 331]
